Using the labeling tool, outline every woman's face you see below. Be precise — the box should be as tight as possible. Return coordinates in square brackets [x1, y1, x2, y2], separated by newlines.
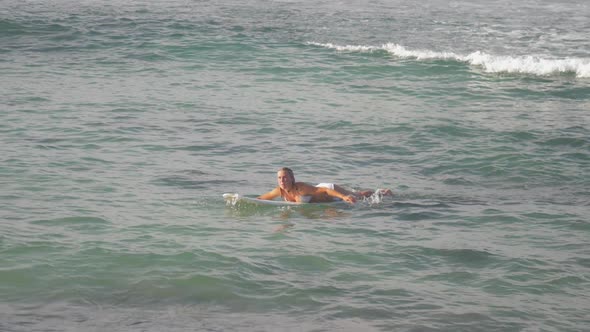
[277, 170, 294, 190]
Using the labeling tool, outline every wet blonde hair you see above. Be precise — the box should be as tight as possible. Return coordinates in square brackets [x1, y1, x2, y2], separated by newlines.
[278, 167, 295, 183]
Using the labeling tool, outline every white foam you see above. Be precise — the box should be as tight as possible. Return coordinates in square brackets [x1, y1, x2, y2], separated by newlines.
[307, 42, 378, 53]
[463, 52, 590, 77]
[308, 42, 590, 78]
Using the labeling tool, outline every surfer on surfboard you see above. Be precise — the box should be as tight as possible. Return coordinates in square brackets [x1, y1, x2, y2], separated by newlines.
[257, 167, 392, 204]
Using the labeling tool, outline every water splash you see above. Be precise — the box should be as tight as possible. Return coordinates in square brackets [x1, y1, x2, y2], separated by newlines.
[359, 189, 392, 206]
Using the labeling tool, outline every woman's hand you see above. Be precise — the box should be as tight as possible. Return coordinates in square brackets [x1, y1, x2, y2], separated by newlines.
[343, 195, 357, 204]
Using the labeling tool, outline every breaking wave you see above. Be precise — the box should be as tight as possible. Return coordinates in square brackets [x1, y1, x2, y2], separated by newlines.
[308, 42, 590, 78]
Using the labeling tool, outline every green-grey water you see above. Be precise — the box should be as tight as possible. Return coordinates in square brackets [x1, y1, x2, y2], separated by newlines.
[1, 0, 589, 331]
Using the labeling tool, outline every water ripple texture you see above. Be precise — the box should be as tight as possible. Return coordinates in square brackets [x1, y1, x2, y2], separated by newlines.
[1, 0, 589, 331]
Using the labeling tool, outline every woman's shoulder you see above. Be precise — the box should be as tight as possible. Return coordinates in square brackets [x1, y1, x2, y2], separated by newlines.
[295, 182, 316, 191]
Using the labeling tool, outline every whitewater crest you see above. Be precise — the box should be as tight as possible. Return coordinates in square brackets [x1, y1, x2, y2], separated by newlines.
[308, 42, 590, 78]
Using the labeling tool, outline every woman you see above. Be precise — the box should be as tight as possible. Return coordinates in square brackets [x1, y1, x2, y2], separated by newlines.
[257, 167, 391, 204]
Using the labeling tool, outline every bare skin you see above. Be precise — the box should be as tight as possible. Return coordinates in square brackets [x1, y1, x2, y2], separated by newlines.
[258, 169, 356, 204]
[257, 168, 393, 204]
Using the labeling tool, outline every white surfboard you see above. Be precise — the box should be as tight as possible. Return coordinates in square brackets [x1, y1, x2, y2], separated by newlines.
[223, 193, 301, 206]
[223, 193, 343, 206]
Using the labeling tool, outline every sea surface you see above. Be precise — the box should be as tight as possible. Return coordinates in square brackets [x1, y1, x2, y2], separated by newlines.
[1, 0, 589, 331]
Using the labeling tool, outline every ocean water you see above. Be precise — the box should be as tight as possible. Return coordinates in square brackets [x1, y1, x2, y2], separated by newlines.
[1, 0, 589, 331]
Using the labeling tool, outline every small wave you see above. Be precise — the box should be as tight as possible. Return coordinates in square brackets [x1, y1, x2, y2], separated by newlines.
[0, 19, 26, 36]
[30, 216, 110, 226]
[308, 42, 590, 78]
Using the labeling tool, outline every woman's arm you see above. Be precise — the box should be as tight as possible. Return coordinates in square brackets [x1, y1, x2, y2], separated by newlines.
[257, 187, 281, 200]
[316, 187, 356, 203]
